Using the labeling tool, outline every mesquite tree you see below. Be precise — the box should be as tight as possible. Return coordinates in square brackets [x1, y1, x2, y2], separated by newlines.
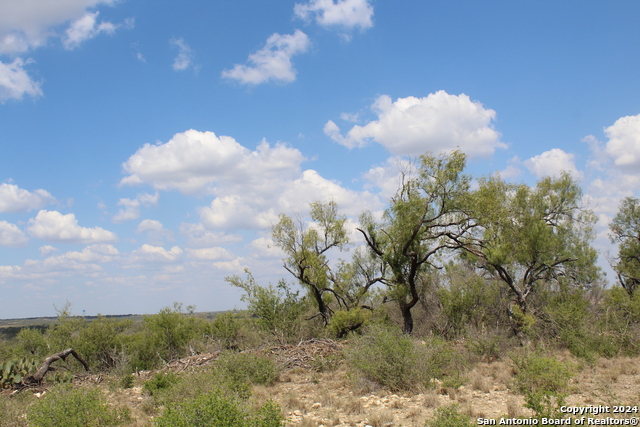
[610, 196, 640, 296]
[358, 150, 474, 334]
[272, 201, 383, 325]
[462, 172, 600, 335]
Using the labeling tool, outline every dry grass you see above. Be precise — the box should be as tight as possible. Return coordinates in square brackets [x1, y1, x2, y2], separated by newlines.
[341, 395, 364, 415]
[406, 405, 423, 419]
[423, 389, 440, 408]
[471, 373, 492, 393]
[507, 397, 521, 418]
[318, 389, 335, 407]
[296, 416, 318, 427]
[367, 409, 394, 427]
[282, 389, 307, 413]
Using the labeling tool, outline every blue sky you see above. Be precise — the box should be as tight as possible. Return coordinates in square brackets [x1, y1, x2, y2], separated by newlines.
[1, 0, 639, 318]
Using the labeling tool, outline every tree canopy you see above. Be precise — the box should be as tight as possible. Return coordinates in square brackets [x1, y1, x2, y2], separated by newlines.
[610, 196, 640, 296]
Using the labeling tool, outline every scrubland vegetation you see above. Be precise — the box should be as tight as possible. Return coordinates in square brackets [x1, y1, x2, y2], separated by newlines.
[2, 151, 640, 426]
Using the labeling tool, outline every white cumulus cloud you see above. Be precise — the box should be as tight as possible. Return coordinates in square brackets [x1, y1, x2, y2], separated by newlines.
[524, 148, 583, 180]
[324, 91, 504, 157]
[186, 247, 233, 261]
[0, 221, 29, 247]
[169, 37, 193, 71]
[122, 129, 382, 231]
[0, 182, 55, 212]
[0, 0, 118, 54]
[112, 192, 159, 223]
[62, 11, 116, 49]
[128, 244, 183, 265]
[121, 130, 305, 194]
[0, 58, 42, 102]
[179, 222, 242, 248]
[27, 210, 118, 244]
[221, 30, 310, 85]
[603, 114, 640, 172]
[136, 219, 173, 245]
[294, 0, 373, 33]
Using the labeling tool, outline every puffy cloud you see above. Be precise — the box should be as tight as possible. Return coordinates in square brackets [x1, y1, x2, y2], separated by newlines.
[212, 258, 246, 272]
[169, 37, 193, 71]
[0, 221, 29, 247]
[363, 157, 413, 200]
[136, 219, 173, 245]
[128, 244, 183, 265]
[55, 244, 119, 263]
[62, 11, 116, 49]
[249, 236, 286, 259]
[179, 222, 242, 248]
[121, 130, 305, 194]
[38, 245, 59, 256]
[27, 210, 118, 244]
[0, 58, 42, 102]
[0, 244, 118, 283]
[122, 128, 382, 231]
[186, 247, 233, 261]
[325, 91, 504, 157]
[0, 0, 117, 53]
[199, 195, 276, 230]
[294, 0, 373, 33]
[603, 114, 640, 171]
[0, 182, 55, 212]
[221, 30, 310, 85]
[524, 148, 583, 180]
[498, 156, 523, 181]
[276, 169, 378, 216]
[198, 169, 380, 230]
[112, 192, 159, 223]
[136, 219, 163, 233]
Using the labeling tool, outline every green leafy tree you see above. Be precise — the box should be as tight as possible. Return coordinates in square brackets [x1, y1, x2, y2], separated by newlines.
[272, 201, 383, 325]
[226, 270, 305, 343]
[462, 173, 600, 337]
[610, 196, 640, 296]
[358, 150, 473, 334]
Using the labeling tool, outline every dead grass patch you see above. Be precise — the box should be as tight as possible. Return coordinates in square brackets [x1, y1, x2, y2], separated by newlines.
[367, 408, 394, 427]
[423, 389, 440, 408]
[341, 395, 364, 415]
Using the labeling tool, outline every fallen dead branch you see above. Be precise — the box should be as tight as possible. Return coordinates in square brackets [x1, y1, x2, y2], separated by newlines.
[21, 348, 90, 386]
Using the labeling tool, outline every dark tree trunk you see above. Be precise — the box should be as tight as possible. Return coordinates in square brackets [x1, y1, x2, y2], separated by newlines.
[399, 300, 414, 334]
[22, 348, 90, 386]
[311, 286, 331, 326]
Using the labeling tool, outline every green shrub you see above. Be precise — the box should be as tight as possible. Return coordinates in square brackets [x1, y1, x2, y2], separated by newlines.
[437, 264, 502, 338]
[597, 286, 640, 356]
[74, 316, 132, 371]
[126, 303, 211, 370]
[143, 372, 181, 396]
[0, 390, 33, 427]
[143, 354, 276, 409]
[328, 308, 370, 338]
[153, 389, 284, 427]
[346, 324, 471, 391]
[16, 328, 47, 357]
[120, 374, 134, 389]
[27, 385, 130, 427]
[424, 404, 474, 427]
[511, 352, 573, 419]
[344, 324, 427, 391]
[211, 311, 243, 350]
[215, 352, 278, 387]
[227, 271, 305, 344]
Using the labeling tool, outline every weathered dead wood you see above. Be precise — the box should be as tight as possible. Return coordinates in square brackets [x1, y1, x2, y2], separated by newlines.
[22, 348, 90, 386]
